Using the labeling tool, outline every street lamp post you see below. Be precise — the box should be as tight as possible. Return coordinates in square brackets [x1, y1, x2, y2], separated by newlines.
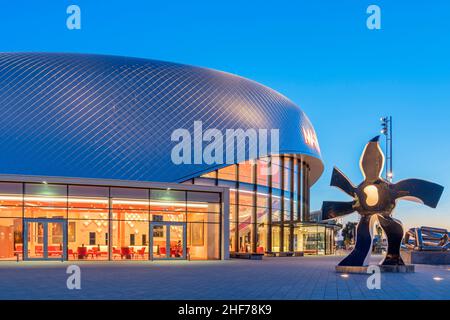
[380, 116, 393, 182]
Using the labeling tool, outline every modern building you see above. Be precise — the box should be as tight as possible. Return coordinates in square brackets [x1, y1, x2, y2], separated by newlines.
[0, 52, 336, 262]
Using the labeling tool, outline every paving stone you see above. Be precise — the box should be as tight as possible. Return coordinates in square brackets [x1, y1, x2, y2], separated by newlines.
[0, 256, 448, 299]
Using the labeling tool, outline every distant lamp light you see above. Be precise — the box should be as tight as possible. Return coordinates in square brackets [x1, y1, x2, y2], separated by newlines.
[42, 181, 48, 184]
[380, 117, 388, 135]
[340, 274, 350, 278]
[433, 277, 444, 281]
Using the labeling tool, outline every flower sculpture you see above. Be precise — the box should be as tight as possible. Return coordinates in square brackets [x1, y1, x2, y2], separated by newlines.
[322, 136, 444, 266]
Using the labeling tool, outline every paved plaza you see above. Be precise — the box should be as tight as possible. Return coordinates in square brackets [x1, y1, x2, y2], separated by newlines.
[0, 255, 448, 300]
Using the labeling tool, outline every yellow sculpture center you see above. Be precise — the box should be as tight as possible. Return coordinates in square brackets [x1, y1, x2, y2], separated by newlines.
[363, 185, 379, 206]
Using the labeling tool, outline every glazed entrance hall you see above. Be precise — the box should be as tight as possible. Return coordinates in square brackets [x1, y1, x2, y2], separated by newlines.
[188, 157, 337, 256]
[0, 178, 226, 261]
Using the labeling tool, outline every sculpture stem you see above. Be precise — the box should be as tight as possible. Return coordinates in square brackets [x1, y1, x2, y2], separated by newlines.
[378, 215, 405, 265]
[338, 215, 375, 266]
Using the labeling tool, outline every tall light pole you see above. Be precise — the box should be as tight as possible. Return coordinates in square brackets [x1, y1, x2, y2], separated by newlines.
[380, 116, 393, 182]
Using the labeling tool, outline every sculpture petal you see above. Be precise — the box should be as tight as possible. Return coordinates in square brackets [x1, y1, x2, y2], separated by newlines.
[330, 167, 356, 197]
[359, 136, 385, 181]
[393, 178, 444, 208]
[321, 201, 355, 220]
[377, 215, 405, 265]
[338, 215, 377, 266]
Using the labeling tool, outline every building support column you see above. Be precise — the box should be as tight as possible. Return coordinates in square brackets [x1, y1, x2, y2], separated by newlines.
[234, 164, 239, 252]
[251, 161, 257, 253]
[301, 162, 310, 222]
[280, 157, 285, 252]
[267, 156, 273, 253]
[222, 188, 230, 260]
[289, 157, 295, 252]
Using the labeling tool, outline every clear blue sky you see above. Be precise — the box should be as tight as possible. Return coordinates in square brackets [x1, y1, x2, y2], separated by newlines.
[0, 0, 449, 229]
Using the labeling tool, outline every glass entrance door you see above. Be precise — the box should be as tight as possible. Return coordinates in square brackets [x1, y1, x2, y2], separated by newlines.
[150, 222, 186, 260]
[24, 219, 67, 261]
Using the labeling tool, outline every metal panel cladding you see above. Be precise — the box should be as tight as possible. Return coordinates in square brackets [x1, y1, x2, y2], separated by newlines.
[0, 53, 322, 183]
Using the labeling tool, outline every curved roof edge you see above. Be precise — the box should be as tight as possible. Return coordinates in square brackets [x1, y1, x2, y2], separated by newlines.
[179, 153, 324, 187]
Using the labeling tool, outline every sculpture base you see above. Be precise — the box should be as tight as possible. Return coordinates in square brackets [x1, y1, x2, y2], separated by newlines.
[335, 264, 415, 274]
[401, 250, 450, 265]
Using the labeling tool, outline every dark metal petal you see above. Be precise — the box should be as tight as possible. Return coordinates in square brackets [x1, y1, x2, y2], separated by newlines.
[360, 136, 384, 181]
[377, 215, 405, 265]
[338, 215, 375, 266]
[321, 201, 355, 220]
[330, 167, 356, 197]
[393, 178, 444, 208]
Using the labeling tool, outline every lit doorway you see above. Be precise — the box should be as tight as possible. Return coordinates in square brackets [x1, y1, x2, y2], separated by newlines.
[23, 219, 67, 261]
[149, 222, 186, 260]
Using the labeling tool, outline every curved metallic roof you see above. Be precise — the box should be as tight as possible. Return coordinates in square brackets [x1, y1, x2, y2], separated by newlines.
[0, 52, 323, 184]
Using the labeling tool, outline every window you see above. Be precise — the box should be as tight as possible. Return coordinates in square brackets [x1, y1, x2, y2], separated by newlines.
[293, 159, 300, 220]
[0, 218, 23, 260]
[25, 183, 67, 207]
[218, 165, 236, 181]
[271, 156, 282, 190]
[111, 187, 149, 211]
[238, 161, 254, 184]
[0, 182, 22, 207]
[201, 171, 216, 179]
[69, 186, 109, 209]
[89, 232, 96, 246]
[111, 220, 149, 260]
[187, 221, 220, 260]
[142, 234, 147, 246]
[256, 158, 270, 186]
[150, 189, 186, 219]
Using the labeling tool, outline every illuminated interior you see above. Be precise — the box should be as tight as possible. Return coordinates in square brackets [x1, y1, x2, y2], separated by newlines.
[0, 183, 222, 261]
[185, 155, 336, 255]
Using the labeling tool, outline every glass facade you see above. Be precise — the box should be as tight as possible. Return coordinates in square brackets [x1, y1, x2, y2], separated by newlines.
[0, 182, 222, 261]
[191, 155, 336, 255]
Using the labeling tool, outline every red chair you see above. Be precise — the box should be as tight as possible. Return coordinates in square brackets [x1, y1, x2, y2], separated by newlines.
[121, 247, 132, 259]
[159, 247, 166, 256]
[256, 246, 265, 254]
[113, 247, 121, 259]
[91, 247, 99, 259]
[135, 247, 146, 259]
[77, 247, 88, 259]
[68, 249, 77, 259]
